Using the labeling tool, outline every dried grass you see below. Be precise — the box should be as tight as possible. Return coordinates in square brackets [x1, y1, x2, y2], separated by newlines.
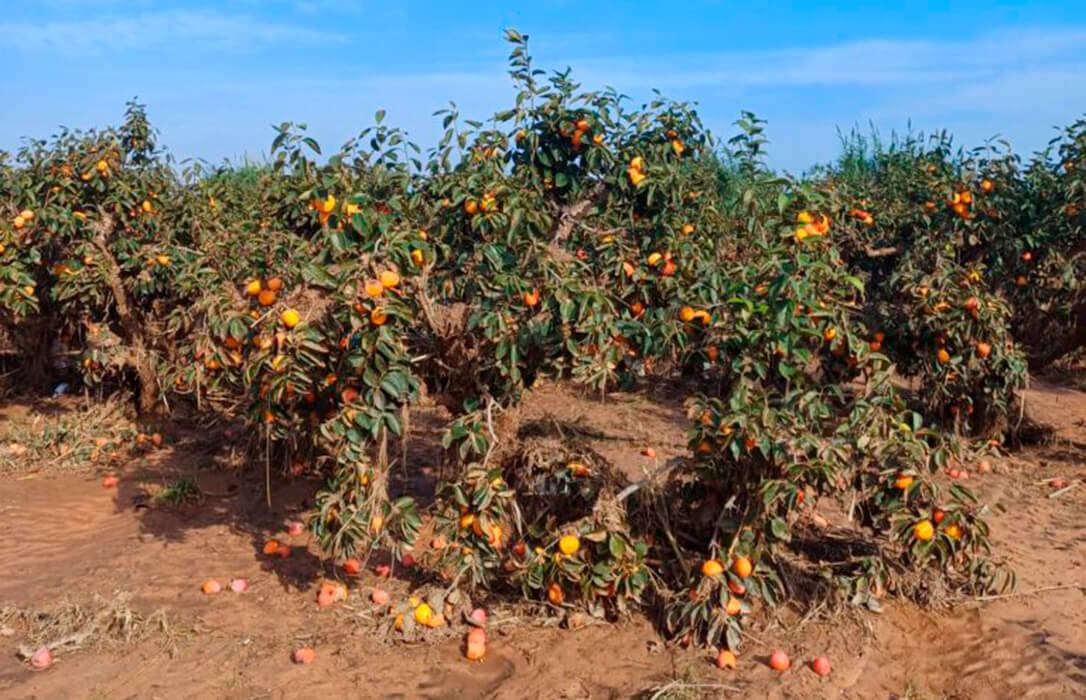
[0, 397, 138, 475]
[0, 592, 177, 662]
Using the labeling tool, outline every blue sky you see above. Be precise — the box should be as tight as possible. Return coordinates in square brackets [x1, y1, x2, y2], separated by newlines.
[4, 1, 1085, 172]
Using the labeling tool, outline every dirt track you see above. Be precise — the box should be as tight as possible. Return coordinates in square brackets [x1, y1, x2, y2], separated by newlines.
[0, 382, 1084, 699]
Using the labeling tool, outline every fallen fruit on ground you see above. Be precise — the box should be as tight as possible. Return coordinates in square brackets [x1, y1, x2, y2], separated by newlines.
[230, 578, 248, 593]
[769, 650, 791, 672]
[811, 656, 831, 676]
[293, 647, 316, 664]
[343, 558, 362, 575]
[101, 475, 118, 488]
[202, 579, 221, 594]
[30, 647, 53, 670]
[371, 588, 390, 605]
[716, 649, 737, 669]
[465, 627, 487, 660]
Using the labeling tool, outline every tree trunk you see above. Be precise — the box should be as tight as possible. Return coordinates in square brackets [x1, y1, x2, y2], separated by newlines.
[92, 215, 160, 417]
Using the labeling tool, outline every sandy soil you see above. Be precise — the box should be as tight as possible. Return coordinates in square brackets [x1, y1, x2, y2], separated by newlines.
[0, 381, 1083, 700]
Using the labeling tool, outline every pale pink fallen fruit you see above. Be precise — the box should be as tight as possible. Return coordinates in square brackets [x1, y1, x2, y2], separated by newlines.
[293, 647, 316, 664]
[469, 608, 487, 626]
[230, 578, 249, 593]
[371, 588, 390, 605]
[374, 564, 391, 578]
[101, 475, 118, 488]
[286, 521, 304, 536]
[30, 647, 53, 669]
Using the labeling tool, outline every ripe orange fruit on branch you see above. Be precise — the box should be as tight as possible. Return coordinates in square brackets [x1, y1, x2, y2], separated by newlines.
[370, 307, 387, 325]
[679, 306, 696, 322]
[547, 583, 565, 605]
[258, 289, 277, 307]
[701, 559, 724, 577]
[266, 277, 283, 292]
[364, 279, 383, 297]
[281, 309, 300, 328]
[936, 348, 950, 364]
[379, 270, 400, 289]
[975, 342, 991, 358]
[913, 520, 934, 541]
[732, 556, 753, 578]
[464, 199, 478, 215]
[523, 288, 540, 306]
[894, 474, 914, 490]
[725, 597, 742, 616]
[558, 535, 580, 556]
[246, 279, 262, 296]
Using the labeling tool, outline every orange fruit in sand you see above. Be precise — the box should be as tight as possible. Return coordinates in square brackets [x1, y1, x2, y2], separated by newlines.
[293, 647, 316, 664]
[465, 627, 487, 660]
[716, 649, 737, 669]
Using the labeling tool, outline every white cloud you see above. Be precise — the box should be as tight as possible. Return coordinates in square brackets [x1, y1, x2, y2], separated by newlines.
[1, 8, 346, 54]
